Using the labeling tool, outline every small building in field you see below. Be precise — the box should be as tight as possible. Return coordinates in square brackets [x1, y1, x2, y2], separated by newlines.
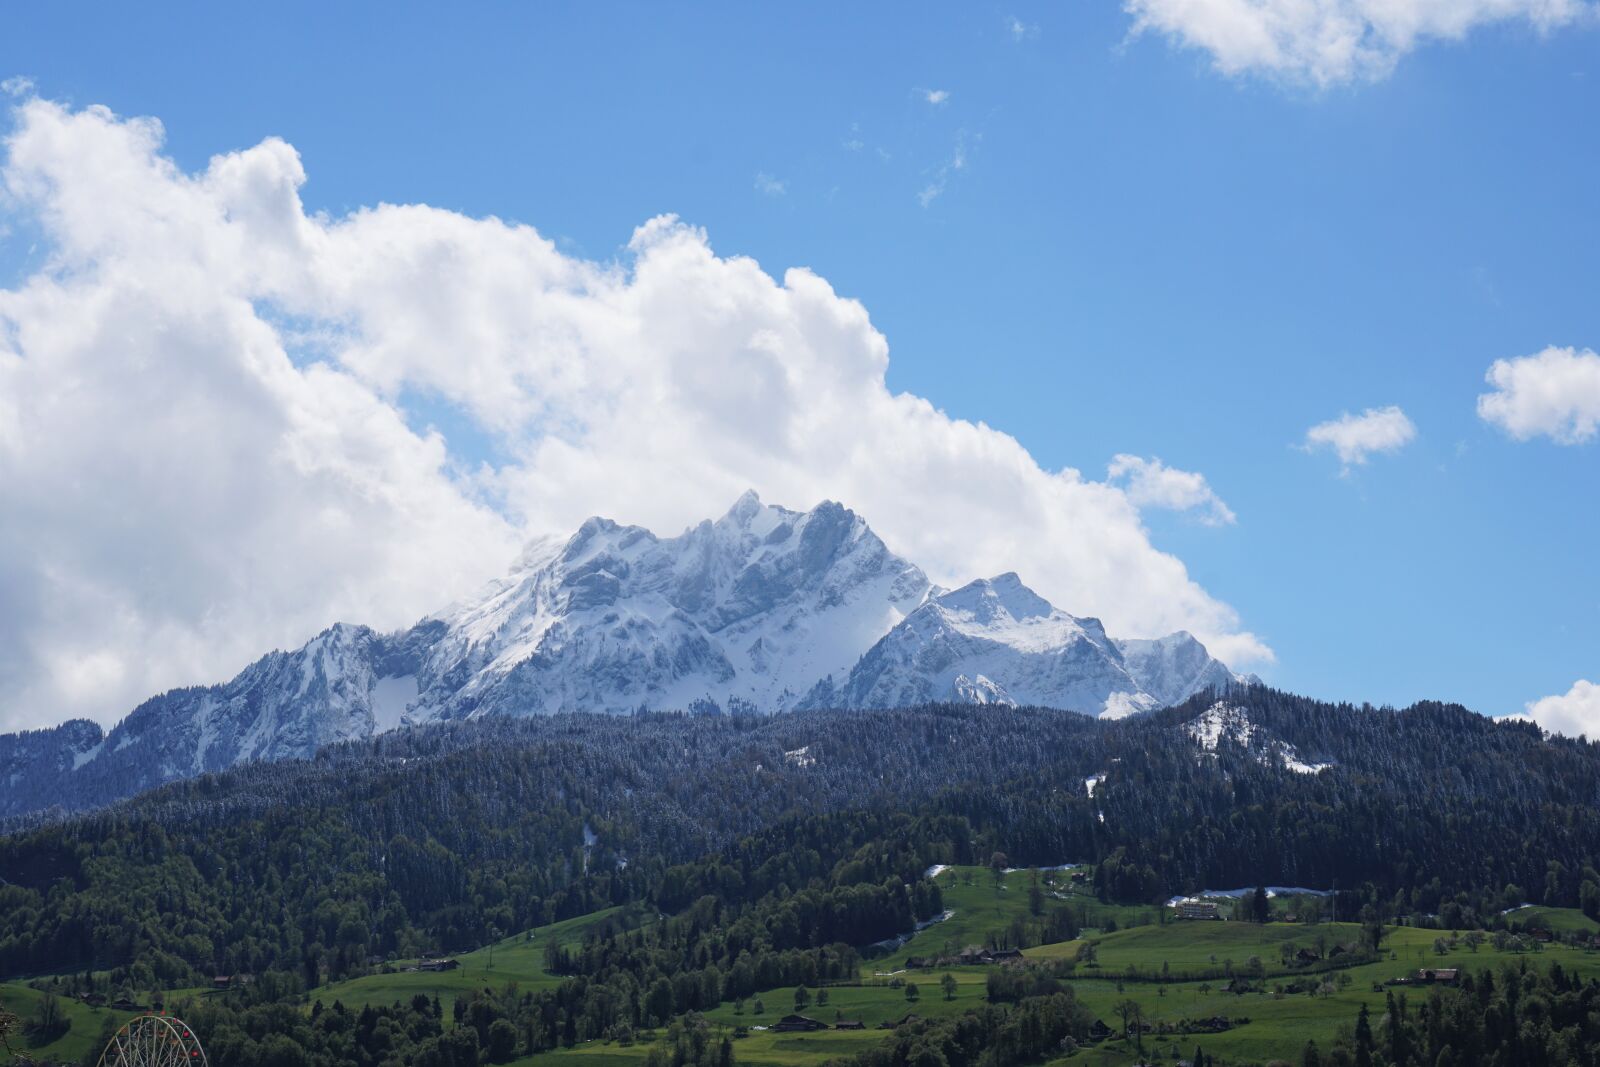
[989, 948, 1024, 962]
[1414, 968, 1459, 985]
[419, 957, 460, 972]
[1087, 1019, 1113, 1041]
[1174, 901, 1222, 921]
[772, 1014, 828, 1032]
[835, 1020, 865, 1030]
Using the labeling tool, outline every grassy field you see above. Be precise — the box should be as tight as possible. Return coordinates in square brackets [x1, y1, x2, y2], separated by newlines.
[0, 980, 139, 1065]
[11, 871, 1596, 1067]
[1503, 905, 1599, 934]
[316, 904, 651, 1014]
[512, 869, 1600, 1067]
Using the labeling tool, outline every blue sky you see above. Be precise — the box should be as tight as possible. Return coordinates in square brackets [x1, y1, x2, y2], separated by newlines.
[1, 2, 1597, 726]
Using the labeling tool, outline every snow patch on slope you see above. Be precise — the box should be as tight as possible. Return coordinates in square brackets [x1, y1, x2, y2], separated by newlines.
[1183, 701, 1332, 775]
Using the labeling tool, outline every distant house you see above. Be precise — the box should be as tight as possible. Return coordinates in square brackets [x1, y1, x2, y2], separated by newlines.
[835, 1020, 865, 1030]
[419, 957, 461, 972]
[905, 956, 933, 969]
[1087, 1019, 1113, 1041]
[988, 948, 1024, 962]
[212, 976, 232, 989]
[772, 1014, 827, 1032]
[111, 996, 140, 1011]
[1174, 901, 1222, 921]
[1414, 968, 1459, 984]
[1294, 948, 1321, 964]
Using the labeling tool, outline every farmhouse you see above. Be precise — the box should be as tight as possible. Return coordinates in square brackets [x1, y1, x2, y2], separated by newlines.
[419, 957, 461, 972]
[835, 1020, 865, 1030]
[1174, 901, 1222, 920]
[1414, 968, 1459, 984]
[771, 1014, 828, 1032]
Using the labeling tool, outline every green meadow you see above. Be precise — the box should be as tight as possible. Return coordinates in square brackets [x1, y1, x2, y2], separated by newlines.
[315, 905, 650, 1014]
[9, 869, 1597, 1067]
[0, 981, 140, 1065]
[515, 867, 1600, 1067]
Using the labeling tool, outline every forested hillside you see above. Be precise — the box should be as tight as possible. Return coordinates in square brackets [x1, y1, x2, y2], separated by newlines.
[3, 688, 1600, 986]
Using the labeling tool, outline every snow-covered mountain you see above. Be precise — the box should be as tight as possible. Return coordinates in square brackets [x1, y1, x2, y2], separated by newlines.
[820, 572, 1230, 717]
[406, 492, 932, 719]
[0, 493, 1245, 817]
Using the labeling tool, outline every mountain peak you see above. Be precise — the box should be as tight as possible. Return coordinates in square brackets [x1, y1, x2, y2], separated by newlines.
[937, 573, 1055, 625]
[0, 495, 1242, 818]
[723, 488, 765, 520]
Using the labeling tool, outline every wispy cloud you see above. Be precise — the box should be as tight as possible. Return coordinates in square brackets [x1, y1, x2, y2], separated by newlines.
[1107, 455, 1236, 526]
[1006, 15, 1039, 41]
[921, 88, 951, 105]
[753, 172, 787, 197]
[917, 132, 972, 207]
[1302, 405, 1417, 472]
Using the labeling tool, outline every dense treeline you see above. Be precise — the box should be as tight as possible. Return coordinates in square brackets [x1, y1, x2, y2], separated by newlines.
[1310, 961, 1600, 1066]
[839, 990, 1096, 1067]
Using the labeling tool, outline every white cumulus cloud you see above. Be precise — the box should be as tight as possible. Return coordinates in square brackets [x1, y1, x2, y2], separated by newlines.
[1303, 405, 1417, 471]
[922, 88, 951, 105]
[1519, 679, 1600, 739]
[1124, 0, 1596, 86]
[1107, 454, 1237, 526]
[1477, 345, 1600, 444]
[0, 96, 1269, 731]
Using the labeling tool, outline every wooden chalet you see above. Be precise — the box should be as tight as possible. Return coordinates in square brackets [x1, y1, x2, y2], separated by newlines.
[419, 957, 461, 972]
[1414, 968, 1459, 985]
[771, 1014, 827, 1032]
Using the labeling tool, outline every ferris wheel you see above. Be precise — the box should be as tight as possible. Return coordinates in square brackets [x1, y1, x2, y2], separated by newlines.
[95, 1015, 209, 1067]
